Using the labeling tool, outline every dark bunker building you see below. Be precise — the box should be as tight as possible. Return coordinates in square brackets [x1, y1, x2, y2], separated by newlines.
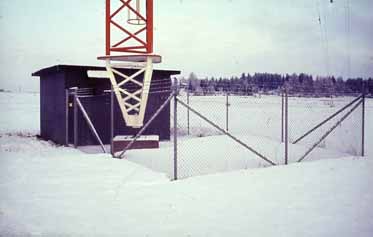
[32, 64, 180, 148]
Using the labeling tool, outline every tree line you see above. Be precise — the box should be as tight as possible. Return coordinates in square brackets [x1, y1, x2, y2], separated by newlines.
[180, 72, 373, 97]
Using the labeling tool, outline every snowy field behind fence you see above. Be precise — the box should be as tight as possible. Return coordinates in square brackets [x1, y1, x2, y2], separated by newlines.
[175, 94, 367, 155]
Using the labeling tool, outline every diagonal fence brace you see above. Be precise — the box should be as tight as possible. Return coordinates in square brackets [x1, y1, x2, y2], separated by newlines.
[293, 95, 363, 144]
[177, 98, 277, 166]
[297, 98, 363, 163]
[75, 97, 107, 153]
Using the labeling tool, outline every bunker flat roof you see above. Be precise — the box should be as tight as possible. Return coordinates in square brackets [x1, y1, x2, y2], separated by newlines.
[32, 64, 181, 77]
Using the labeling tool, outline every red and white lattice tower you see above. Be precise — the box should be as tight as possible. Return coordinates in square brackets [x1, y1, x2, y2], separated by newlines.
[98, 0, 161, 128]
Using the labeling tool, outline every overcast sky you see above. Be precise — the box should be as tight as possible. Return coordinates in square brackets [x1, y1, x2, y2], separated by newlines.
[0, 0, 372, 91]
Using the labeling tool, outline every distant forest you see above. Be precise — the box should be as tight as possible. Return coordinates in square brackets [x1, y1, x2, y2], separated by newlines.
[180, 72, 373, 97]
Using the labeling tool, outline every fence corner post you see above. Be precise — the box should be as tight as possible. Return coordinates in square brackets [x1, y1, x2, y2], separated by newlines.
[284, 82, 289, 165]
[173, 78, 178, 180]
[281, 86, 284, 143]
[110, 87, 115, 157]
[361, 81, 365, 157]
[187, 79, 190, 135]
[226, 91, 229, 131]
[65, 89, 69, 146]
[73, 90, 78, 148]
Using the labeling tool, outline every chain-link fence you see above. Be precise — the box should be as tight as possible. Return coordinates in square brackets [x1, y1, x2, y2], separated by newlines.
[173, 82, 283, 179]
[169, 80, 367, 180]
[286, 86, 364, 164]
[109, 79, 369, 180]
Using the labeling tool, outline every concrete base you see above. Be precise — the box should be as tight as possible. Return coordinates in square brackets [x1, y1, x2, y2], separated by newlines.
[112, 135, 159, 153]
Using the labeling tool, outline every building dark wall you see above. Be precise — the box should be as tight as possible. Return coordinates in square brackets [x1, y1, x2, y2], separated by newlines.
[39, 72, 67, 145]
[33, 64, 179, 146]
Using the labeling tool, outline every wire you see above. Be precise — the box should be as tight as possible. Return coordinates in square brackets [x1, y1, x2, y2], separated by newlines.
[345, 0, 351, 79]
[321, 0, 330, 77]
[315, 0, 330, 77]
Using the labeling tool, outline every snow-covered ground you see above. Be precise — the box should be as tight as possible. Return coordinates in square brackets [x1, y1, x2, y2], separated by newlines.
[1, 91, 373, 236]
[127, 133, 349, 179]
[0, 92, 39, 135]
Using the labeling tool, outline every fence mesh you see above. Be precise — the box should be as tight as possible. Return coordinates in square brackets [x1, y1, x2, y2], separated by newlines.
[115, 80, 369, 180]
[173, 84, 284, 179]
[173, 97, 274, 179]
[168, 80, 366, 179]
[287, 90, 363, 163]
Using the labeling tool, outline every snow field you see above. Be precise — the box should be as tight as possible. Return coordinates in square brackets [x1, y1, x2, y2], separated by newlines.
[0, 92, 40, 135]
[1, 135, 372, 236]
[127, 133, 348, 179]
[0, 135, 169, 235]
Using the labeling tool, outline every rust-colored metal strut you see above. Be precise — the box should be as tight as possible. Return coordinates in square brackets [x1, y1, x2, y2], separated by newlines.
[105, 0, 153, 55]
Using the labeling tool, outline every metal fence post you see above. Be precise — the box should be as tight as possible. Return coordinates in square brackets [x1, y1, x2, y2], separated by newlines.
[284, 83, 288, 165]
[173, 78, 178, 180]
[281, 88, 284, 143]
[65, 89, 69, 146]
[362, 81, 365, 157]
[110, 88, 114, 156]
[226, 92, 229, 131]
[73, 92, 78, 148]
[187, 82, 190, 135]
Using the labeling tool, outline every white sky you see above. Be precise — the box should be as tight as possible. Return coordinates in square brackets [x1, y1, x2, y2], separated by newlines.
[0, 0, 372, 91]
